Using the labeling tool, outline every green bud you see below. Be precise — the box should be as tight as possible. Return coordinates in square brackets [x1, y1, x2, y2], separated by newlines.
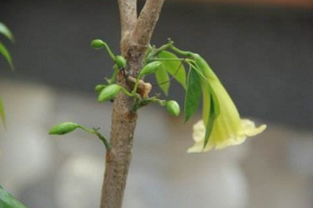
[139, 61, 162, 77]
[49, 122, 80, 135]
[166, 100, 180, 116]
[115, 55, 127, 68]
[98, 84, 122, 102]
[95, 84, 107, 93]
[91, 39, 105, 49]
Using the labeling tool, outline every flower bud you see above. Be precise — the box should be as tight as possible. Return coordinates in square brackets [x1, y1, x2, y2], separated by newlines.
[98, 84, 122, 102]
[95, 84, 106, 93]
[49, 122, 80, 135]
[91, 39, 105, 49]
[166, 100, 180, 116]
[139, 61, 162, 77]
[115, 55, 127, 68]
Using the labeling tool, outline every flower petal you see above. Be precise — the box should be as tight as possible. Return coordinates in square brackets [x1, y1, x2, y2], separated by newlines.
[240, 119, 267, 137]
[192, 120, 206, 142]
[188, 119, 266, 153]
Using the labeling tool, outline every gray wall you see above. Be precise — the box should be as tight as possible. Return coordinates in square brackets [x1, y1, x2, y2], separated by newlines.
[0, 0, 312, 129]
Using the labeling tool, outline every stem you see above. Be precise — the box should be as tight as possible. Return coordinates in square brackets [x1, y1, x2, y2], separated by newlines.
[120, 86, 141, 101]
[170, 45, 192, 57]
[131, 78, 139, 93]
[120, 87, 133, 97]
[102, 41, 117, 61]
[93, 129, 112, 150]
[79, 126, 111, 150]
[141, 96, 166, 107]
[147, 40, 174, 59]
[151, 58, 185, 61]
[100, 1, 166, 208]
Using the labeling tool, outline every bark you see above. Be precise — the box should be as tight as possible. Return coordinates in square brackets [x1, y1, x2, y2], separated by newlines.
[100, 1, 165, 208]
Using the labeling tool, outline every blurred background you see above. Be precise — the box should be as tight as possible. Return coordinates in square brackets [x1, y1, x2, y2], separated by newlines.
[0, 0, 312, 207]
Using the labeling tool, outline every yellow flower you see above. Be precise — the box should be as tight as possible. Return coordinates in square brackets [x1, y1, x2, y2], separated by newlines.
[165, 48, 266, 153]
[188, 119, 266, 152]
[188, 67, 266, 153]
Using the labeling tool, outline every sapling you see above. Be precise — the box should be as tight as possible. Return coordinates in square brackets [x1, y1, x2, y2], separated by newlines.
[49, 1, 266, 208]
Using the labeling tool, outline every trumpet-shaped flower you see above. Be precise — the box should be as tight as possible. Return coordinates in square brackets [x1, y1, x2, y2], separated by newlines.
[187, 78, 267, 152]
[188, 119, 266, 152]
[187, 54, 266, 153]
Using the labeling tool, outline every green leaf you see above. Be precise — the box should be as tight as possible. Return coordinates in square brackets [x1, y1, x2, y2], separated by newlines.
[0, 186, 28, 208]
[203, 91, 220, 148]
[158, 51, 186, 89]
[187, 60, 207, 81]
[49, 122, 81, 135]
[155, 65, 170, 95]
[184, 68, 202, 122]
[0, 23, 14, 42]
[0, 42, 14, 70]
[187, 52, 221, 148]
[0, 98, 6, 126]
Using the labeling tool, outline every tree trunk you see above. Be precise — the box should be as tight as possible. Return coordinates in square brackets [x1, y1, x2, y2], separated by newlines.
[100, 1, 165, 208]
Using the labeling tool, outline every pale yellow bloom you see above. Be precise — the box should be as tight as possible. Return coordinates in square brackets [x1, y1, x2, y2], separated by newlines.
[188, 119, 266, 152]
[188, 73, 266, 152]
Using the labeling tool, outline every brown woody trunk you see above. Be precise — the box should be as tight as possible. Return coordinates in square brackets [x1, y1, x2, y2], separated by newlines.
[100, 1, 165, 208]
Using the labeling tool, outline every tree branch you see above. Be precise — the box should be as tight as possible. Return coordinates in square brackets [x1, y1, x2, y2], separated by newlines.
[118, 0, 137, 52]
[132, 0, 165, 46]
[118, 0, 137, 38]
